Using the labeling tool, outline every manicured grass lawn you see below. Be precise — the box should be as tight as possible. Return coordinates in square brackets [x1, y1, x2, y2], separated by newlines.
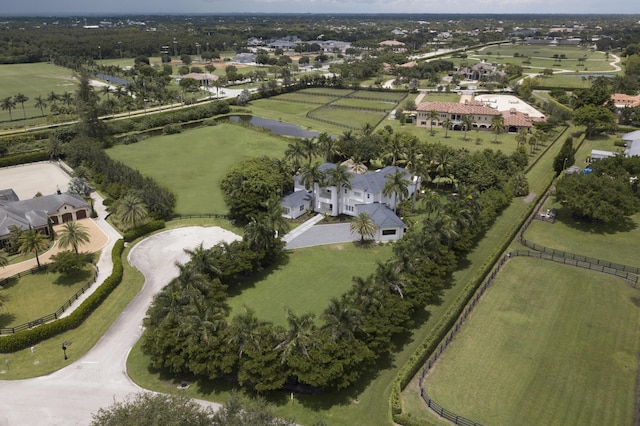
[423, 257, 640, 426]
[0, 62, 75, 125]
[106, 123, 288, 215]
[226, 243, 392, 327]
[0, 264, 95, 329]
[299, 88, 355, 96]
[419, 92, 461, 103]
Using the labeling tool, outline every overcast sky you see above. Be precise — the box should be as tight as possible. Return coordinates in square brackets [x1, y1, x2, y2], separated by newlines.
[1, 0, 639, 16]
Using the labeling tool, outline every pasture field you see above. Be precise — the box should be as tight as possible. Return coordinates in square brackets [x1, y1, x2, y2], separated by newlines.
[418, 92, 461, 103]
[309, 106, 386, 130]
[271, 92, 340, 105]
[0, 264, 95, 329]
[351, 90, 407, 102]
[299, 88, 355, 97]
[106, 123, 288, 215]
[331, 97, 396, 111]
[226, 243, 393, 327]
[423, 257, 640, 426]
[242, 100, 347, 135]
[0, 62, 75, 124]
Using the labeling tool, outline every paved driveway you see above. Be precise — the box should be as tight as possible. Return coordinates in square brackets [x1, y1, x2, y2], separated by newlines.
[285, 223, 358, 249]
[0, 227, 239, 426]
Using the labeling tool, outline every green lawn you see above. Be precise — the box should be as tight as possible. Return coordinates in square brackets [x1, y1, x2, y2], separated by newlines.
[0, 62, 76, 125]
[309, 106, 386, 129]
[272, 93, 340, 105]
[423, 257, 640, 426]
[332, 98, 395, 111]
[226, 243, 392, 327]
[0, 264, 95, 329]
[106, 123, 288, 215]
[351, 90, 407, 102]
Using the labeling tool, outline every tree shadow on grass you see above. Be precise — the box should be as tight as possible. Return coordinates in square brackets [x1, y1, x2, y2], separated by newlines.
[53, 268, 93, 286]
[554, 206, 637, 235]
[225, 252, 291, 298]
[0, 312, 17, 329]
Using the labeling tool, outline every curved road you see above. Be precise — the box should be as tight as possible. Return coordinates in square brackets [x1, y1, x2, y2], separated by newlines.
[0, 226, 240, 425]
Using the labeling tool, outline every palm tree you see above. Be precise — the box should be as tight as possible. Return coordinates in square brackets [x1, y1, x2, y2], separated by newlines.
[349, 275, 383, 310]
[263, 196, 290, 238]
[491, 115, 505, 144]
[228, 306, 265, 358]
[1, 97, 16, 121]
[174, 262, 209, 297]
[300, 137, 318, 165]
[243, 215, 274, 251]
[14, 93, 29, 120]
[34, 95, 47, 116]
[299, 163, 326, 200]
[116, 193, 149, 230]
[317, 132, 338, 162]
[181, 295, 226, 344]
[421, 191, 442, 218]
[321, 298, 363, 342]
[382, 133, 405, 166]
[284, 139, 306, 172]
[461, 114, 474, 141]
[275, 308, 317, 362]
[383, 169, 410, 213]
[327, 163, 353, 190]
[350, 212, 376, 242]
[57, 221, 90, 254]
[427, 109, 439, 135]
[18, 228, 49, 268]
[375, 261, 407, 299]
[183, 242, 221, 278]
[515, 128, 528, 147]
[442, 117, 452, 138]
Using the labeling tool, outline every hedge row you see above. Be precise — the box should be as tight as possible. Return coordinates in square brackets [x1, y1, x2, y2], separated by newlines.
[0, 151, 49, 168]
[123, 220, 166, 243]
[0, 240, 124, 353]
[390, 188, 544, 425]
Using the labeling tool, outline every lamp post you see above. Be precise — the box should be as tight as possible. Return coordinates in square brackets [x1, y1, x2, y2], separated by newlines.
[61, 343, 68, 360]
[173, 38, 178, 57]
[98, 45, 102, 65]
[195, 42, 201, 57]
[563, 156, 568, 170]
[118, 41, 123, 59]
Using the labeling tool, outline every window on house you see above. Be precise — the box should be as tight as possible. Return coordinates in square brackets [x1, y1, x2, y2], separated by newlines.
[354, 191, 362, 197]
[367, 194, 370, 199]
[382, 229, 397, 236]
[299, 205, 305, 211]
[345, 188, 347, 194]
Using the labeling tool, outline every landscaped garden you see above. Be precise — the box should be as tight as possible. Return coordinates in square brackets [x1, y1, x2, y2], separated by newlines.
[421, 257, 640, 426]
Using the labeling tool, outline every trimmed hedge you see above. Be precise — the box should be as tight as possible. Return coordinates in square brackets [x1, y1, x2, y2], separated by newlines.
[0, 151, 49, 168]
[123, 220, 166, 243]
[0, 239, 124, 353]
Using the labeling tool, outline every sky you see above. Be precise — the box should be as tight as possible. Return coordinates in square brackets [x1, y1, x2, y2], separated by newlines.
[1, 0, 639, 16]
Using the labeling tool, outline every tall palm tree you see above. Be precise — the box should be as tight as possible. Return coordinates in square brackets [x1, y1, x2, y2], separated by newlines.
[243, 215, 274, 251]
[14, 93, 29, 120]
[299, 163, 326, 198]
[183, 242, 221, 278]
[321, 298, 363, 342]
[317, 132, 338, 162]
[180, 295, 226, 345]
[349, 275, 383, 310]
[284, 139, 306, 172]
[421, 191, 442, 218]
[229, 306, 265, 358]
[18, 228, 49, 268]
[263, 196, 290, 238]
[383, 169, 410, 213]
[116, 193, 148, 230]
[515, 128, 528, 147]
[350, 212, 376, 242]
[382, 133, 405, 166]
[327, 163, 353, 190]
[174, 262, 209, 297]
[57, 221, 90, 254]
[375, 261, 407, 299]
[275, 308, 317, 363]
[491, 115, 505, 144]
[1, 97, 16, 121]
[300, 137, 318, 165]
[442, 117, 452, 138]
[34, 95, 47, 116]
[427, 109, 439, 135]
[461, 114, 474, 141]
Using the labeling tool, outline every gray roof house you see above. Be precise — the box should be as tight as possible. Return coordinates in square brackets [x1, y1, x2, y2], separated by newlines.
[285, 163, 416, 241]
[0, 192, 90, 247]
[281, 190, 312, 220]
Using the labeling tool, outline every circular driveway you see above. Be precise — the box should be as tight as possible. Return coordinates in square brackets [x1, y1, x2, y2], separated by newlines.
[0, 226, 240, 425]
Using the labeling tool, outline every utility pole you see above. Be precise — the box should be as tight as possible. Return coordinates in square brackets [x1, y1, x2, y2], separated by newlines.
[173, 38, 178, 57]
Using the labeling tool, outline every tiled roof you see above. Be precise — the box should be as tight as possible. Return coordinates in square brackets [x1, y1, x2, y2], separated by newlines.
[611, 93, 640, 108]
[502, 108, 533, 128]
[417, 101, 501, 116]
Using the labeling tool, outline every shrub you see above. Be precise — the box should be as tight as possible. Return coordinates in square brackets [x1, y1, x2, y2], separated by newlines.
[0, 151, 49, 167]
[123, 220, 166, 242]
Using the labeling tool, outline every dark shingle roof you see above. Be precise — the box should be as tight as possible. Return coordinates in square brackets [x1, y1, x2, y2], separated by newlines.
[356, 203, 405, 228]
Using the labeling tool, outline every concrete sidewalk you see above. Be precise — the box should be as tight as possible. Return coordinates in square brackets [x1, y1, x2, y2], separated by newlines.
[282, 214, 324, 244]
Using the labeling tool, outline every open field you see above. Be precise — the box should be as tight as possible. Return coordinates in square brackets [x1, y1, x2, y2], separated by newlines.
[331, 97, 396, 111]
[0, 264, 95, 329]
[272, 92, 340, 104]
[226, 243, 392, 327]
[0, 63, 76, 125]
[309, 106, 386, 129]
[351, 90, 407, 102]
[106, 123, 288, 215]
[423, 257, 640, 426]
[300, 88, 355, 97]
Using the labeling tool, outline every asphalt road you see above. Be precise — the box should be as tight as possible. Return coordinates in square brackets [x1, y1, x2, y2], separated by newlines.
[0, 226, 240, 426]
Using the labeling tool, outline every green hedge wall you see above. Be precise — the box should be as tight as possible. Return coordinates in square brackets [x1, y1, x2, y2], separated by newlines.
[0, 151, 49, 168]
[0, 240, 124, 353]
[123, 220, 166, 242]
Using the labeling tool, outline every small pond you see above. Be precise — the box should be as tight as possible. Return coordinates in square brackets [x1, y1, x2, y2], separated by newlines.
[226, 115, 320, 138]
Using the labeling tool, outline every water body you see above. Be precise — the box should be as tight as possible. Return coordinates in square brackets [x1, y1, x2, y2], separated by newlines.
[227, 115, 320, 138]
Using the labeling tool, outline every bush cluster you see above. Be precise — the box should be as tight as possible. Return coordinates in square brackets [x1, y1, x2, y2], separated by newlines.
[123, 220, 166, 242]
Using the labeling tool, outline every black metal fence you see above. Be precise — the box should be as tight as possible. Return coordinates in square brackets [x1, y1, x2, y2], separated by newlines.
[417, 254, 511, 425]
[0, 265, 98, 335]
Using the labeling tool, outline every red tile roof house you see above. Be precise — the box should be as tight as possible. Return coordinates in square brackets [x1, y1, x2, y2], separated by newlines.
[416, 100, 537, 132]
